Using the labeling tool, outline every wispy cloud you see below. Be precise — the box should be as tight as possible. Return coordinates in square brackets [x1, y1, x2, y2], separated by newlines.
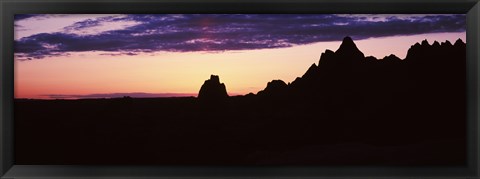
[63, 15, 141, 36]
[14, 14, 466, 60]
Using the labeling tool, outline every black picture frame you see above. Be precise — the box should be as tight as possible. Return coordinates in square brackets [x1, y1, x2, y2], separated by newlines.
[1, 0, 479, 178]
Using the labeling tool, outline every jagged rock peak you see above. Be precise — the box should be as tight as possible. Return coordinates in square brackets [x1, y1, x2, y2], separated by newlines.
[442, 40, 453, 46]
[320, 49, 335, 58]
[342, 36, 355, 45]
[209, 75, 220, 83]
[319, 49, 335, 64]
[335, 36, 365, 59]
[411, 40, 459, 50]
[421, 39, 430, 46]
[412, 42, 421, 48]
[406, 39, 465, 60]
[303, 63, 319, 78]
[454, 38, 465, 46]
[337, 36, 359, 53]
[267, 80, 287, 88]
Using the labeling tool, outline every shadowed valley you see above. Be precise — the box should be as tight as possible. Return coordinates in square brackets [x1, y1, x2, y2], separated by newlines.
[15, 37, 466, 165]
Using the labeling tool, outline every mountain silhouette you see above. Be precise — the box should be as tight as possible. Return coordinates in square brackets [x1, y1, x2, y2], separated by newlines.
[260, 37, 465, 100]
[198, 75, 229, 102]
[259, 36, 464, 140]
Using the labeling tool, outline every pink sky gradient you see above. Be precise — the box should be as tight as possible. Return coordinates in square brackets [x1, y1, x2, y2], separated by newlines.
[13, 14, 466, 99]
[14, 32, 466, 99]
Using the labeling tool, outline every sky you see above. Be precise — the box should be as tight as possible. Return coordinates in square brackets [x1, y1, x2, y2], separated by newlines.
[14, 14, 466, 99]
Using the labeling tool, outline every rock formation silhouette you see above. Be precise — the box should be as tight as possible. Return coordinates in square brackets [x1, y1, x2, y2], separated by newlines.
[198, 75, 229, 102]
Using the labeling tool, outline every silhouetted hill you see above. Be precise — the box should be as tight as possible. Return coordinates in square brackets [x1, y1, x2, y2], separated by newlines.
[198, 75, 229, 102]
[257, 80, 288, 98]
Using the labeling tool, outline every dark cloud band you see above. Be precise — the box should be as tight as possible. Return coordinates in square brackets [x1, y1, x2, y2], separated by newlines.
[14, 14, 466, 60]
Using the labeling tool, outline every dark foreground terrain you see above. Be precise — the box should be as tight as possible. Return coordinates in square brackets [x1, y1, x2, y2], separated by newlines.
[15, 37, 466, 165]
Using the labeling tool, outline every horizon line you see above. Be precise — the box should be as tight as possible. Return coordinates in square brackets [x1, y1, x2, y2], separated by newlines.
[17, 92, 247, 100]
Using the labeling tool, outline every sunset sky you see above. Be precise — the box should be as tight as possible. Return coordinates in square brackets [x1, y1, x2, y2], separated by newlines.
[14, 14, 466, 99]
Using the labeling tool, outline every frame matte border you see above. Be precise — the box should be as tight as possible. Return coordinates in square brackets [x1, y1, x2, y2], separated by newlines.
[1, 0, 479, 178]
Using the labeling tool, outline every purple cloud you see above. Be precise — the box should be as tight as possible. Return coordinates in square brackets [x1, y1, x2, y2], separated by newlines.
[14, 14, 466, 60]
